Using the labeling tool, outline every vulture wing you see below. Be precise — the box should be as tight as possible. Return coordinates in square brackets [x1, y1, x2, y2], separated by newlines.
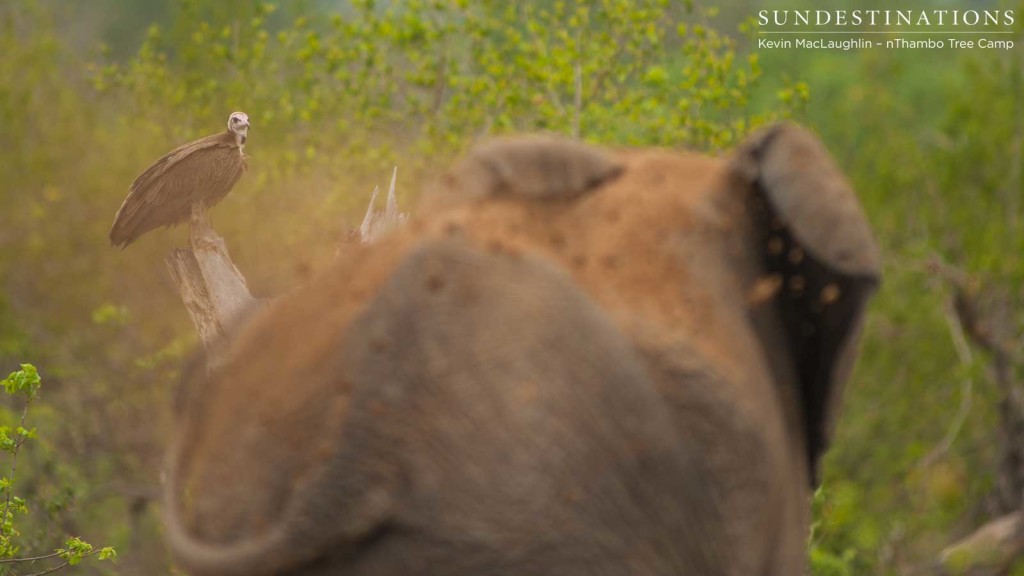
[110, 132, 247, 247]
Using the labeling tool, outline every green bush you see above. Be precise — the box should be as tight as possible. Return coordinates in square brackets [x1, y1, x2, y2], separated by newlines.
[0, 365, 115, 575]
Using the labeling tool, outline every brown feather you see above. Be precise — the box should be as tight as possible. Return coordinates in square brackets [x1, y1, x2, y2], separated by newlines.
[110, 131, 247, 247]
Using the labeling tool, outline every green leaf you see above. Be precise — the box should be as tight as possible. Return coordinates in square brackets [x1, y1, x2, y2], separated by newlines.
[1, 364, 41, 399]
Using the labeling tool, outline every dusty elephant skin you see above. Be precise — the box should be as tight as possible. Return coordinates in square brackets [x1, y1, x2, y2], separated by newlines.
[165, 123, 881, 576]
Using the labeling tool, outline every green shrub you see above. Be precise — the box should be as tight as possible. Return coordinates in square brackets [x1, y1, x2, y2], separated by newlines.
[0, 365, 115, 575]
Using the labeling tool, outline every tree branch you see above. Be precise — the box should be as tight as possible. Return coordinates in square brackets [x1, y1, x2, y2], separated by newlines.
[925, 255, 1024, 573]
[916, 303, 974, 470]
[356, 167, 405, 244]
[936, 511, 1024, 576]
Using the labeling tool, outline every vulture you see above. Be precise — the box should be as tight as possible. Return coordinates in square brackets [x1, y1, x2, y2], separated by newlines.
[109, 111, 250, 247]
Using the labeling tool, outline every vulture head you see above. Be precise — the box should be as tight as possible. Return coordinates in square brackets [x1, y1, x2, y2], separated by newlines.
[228, 111, 250, 148]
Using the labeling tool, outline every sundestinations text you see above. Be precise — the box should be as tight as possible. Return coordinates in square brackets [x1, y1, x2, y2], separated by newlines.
[758, 9, 1015, 27]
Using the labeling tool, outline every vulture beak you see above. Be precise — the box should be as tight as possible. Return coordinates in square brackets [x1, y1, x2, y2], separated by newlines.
[237, 122, 249, 147]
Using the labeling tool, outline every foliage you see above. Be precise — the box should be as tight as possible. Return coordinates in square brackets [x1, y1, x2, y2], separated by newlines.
[809, 486, 857, 576]
[790, 4, 1024, 572]
[92, 0, 802, 173]
[0, 365, 115, 575]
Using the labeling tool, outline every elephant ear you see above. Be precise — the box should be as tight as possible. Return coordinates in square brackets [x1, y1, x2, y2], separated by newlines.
[730, 123, 881, 486]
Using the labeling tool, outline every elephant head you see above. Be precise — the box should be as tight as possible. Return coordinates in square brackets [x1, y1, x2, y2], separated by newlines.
[165, 123, 880, 576]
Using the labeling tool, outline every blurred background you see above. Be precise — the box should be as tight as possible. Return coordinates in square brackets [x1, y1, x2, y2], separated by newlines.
[0, 0, 1021, 574]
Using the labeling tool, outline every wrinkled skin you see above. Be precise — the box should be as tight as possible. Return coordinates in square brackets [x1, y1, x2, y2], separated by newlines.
[166, 124, 881, 576]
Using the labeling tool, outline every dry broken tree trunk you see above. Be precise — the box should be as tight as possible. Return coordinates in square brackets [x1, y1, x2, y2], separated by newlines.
[928, 257, 1024, 576]
[165, 204, 259, 363]
[166, 169, 404, 365]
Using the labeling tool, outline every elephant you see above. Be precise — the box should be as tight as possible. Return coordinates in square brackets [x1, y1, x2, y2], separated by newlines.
[164, 123, 881, 576]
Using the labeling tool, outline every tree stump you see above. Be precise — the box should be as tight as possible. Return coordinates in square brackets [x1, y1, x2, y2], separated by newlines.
[165, 205, 259, 364]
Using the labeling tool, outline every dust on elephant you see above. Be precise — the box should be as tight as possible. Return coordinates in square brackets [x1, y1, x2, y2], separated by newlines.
[165, 123, 881, 576]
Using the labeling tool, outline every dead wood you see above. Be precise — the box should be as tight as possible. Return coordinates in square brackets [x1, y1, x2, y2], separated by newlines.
[165, 205, 259, 363]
